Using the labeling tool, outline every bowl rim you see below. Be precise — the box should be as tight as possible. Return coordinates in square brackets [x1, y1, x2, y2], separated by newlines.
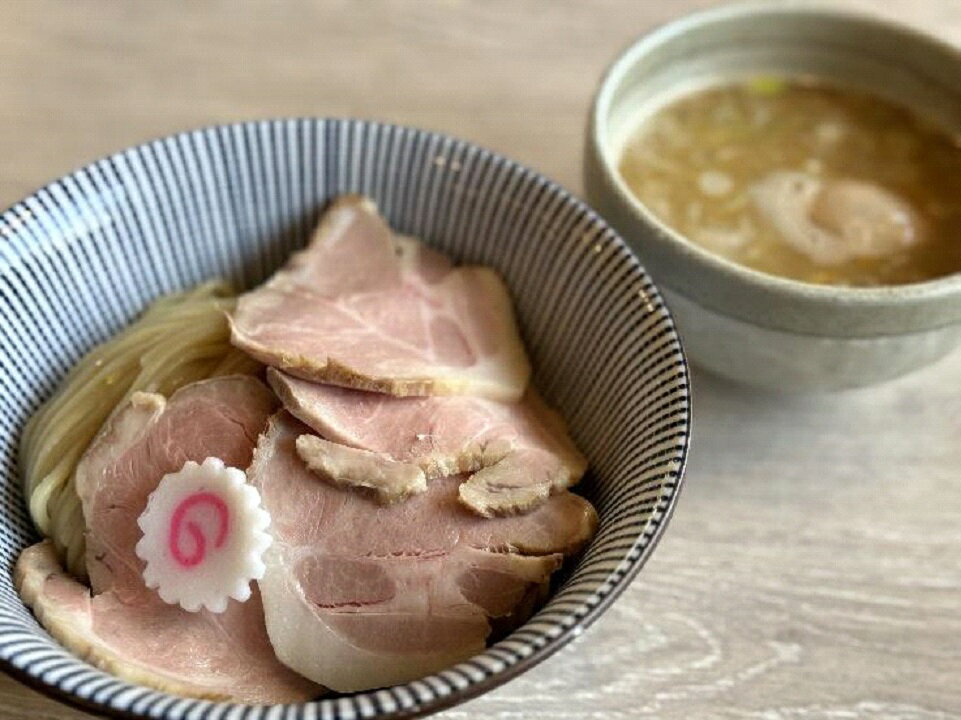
[589, 0, 961, 310]
[0, 117, 692, 720]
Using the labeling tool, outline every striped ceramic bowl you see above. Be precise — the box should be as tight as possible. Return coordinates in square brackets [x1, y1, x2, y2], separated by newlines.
[0, 120, 690, 719]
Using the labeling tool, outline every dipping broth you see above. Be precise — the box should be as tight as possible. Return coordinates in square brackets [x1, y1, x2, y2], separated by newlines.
[618, 79, 961, 286]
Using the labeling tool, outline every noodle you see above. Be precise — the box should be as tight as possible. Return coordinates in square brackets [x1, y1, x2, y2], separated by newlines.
[19, 280, 261, 578]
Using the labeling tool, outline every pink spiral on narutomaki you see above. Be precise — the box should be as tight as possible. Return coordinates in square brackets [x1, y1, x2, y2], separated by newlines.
[168, 492, 230, 568]
[136, 458, 272, 613]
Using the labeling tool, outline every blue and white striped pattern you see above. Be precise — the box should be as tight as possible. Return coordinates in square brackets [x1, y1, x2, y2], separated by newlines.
[0, 119, 690, 719]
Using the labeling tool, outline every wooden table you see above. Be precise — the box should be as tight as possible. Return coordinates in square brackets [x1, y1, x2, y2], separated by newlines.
[2, 1, 960, 717]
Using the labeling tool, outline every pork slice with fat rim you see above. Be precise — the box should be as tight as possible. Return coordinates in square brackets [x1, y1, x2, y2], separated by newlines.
[268, 368, 587, 515]
[229, 195, 532, 401]
[16, 541, 318, 703]
[18, 376, 321, 702]
[250, 411, 597, 692]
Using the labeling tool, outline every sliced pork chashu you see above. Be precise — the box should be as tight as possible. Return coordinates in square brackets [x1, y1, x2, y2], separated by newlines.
[269, 368, 587, 515]
[230, 195, 531, 401]
[16, 542, 317, 703]
[249, 412, 597, 692]
[18, 376, 320, 703]
[295, 434, 426, 504]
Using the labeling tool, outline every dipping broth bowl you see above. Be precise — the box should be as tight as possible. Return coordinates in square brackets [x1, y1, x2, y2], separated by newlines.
[586, 2, 961, 391]
[0, 120, 689, 719]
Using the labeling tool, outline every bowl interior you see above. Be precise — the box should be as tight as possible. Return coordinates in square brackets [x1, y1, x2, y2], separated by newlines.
[0, 120, 689, 719]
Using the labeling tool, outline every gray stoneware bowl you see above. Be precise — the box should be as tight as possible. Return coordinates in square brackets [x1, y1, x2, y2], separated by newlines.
[0, 120, 689, 718]
[586, 2, 961, 391]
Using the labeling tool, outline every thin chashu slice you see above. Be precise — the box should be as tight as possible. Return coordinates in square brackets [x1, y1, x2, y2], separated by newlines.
[229, 195, 532, 401]
[295, 434, 426, 504]
[21, 376, 321, 703]
[16, 541, 318, 703]
[250, 412, 597, 692]
[269, 368, 587, 516]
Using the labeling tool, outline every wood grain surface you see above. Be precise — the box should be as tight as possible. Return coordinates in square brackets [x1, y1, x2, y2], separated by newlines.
[1, 1, 960, 718]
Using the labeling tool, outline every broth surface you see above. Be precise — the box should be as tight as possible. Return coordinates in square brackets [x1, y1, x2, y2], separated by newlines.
[618, 79, 961, 286]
